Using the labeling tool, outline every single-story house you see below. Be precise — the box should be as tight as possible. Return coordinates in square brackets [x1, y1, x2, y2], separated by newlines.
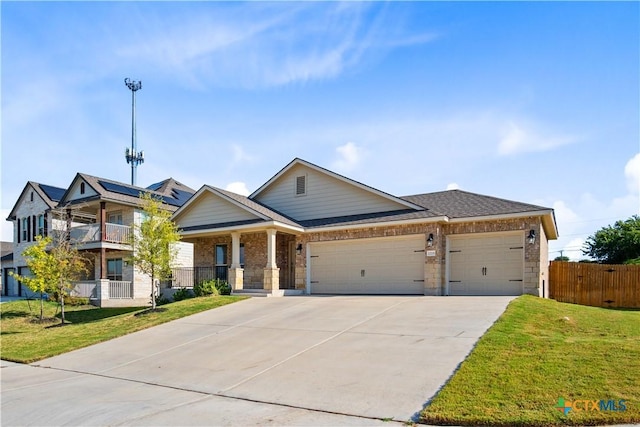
[173, 158, 558, 297]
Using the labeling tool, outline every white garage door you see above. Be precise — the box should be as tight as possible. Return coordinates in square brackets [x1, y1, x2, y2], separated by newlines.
[309, 235, 425, 294]
[448, 233, 524, 296]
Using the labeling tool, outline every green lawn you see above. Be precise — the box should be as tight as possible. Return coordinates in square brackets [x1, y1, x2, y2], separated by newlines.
[421, 295, 640, 426]
[0, 296, 246, 363]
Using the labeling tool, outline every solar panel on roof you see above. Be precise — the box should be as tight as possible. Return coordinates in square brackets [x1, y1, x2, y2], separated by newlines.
[146, 181, 164, 191]
[38, 184, 66, 202]
[98, 180, 143, 198]
[171, 189, 194, 206]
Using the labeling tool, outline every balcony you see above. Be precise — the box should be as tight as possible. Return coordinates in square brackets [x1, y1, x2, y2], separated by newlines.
[70, 223, 132, 247]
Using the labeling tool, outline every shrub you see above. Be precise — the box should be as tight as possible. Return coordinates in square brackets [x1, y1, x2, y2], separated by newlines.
[172, 287, 194, 302]
[156, 294, 171, 306]
[215, 279, 232, 296]
[194, 280, 219, 297]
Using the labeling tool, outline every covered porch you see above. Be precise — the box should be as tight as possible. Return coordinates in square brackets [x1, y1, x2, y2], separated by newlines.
[181, 227, 304, 295]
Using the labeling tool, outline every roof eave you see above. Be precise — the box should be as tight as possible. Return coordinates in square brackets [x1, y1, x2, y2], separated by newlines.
[179, 220, 304, 237]
[305, 216, 448, 233]
[448, 210, 558, 239]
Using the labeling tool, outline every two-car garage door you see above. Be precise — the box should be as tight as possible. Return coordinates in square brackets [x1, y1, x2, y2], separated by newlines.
[309, 235, 425, 294]
[447, 233, 524, 296]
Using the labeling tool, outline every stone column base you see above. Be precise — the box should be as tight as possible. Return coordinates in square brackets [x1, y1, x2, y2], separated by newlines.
[97, 279, 110, 307]
[263, 268, 280, 291]
[228, 268, 244, 290]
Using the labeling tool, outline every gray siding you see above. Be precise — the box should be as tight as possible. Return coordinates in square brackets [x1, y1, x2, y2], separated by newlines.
[175, 191, 260, 228]
[254, 164, 408, 221]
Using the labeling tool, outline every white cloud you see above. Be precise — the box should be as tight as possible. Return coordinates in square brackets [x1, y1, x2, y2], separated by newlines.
[114, 3, 438, 88]
[225, 182, 250, 196]
[497, 121, 578, 156]
[446, 183, 460, 190]
[624, 153, 640, 194]
[332, 142, 363, 172]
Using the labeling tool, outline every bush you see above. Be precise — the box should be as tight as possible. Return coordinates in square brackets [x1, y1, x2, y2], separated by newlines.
[48, 293, 89, 306]
[172, 287, 194, 302]
[194, 280, 219, 297]
[156, 294, 171, 306]
[215, 280, 232, 296]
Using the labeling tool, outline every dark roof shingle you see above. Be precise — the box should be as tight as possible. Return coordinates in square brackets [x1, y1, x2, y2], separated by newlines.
[402, 190, 551, 218]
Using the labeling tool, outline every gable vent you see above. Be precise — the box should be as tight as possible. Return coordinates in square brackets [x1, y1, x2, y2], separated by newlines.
[295, 175, 306, 196]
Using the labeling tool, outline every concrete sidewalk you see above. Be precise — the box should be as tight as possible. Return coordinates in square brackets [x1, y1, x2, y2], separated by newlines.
[1, 296, 513, 426]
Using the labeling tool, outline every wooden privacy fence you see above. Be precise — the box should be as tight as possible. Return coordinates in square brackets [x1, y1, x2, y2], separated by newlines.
[549, 261, 640, 308]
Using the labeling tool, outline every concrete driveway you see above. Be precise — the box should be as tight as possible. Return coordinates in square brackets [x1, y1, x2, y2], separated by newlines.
[1, 295, 513, 426]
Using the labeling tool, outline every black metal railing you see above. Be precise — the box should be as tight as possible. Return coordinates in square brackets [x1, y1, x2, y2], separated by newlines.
[166, 267, 228, 288]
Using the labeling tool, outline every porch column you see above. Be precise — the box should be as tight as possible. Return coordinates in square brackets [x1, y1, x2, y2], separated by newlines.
[229, 232, 244, 290]
[263, 229, 279, 291]
[100, 202, 106, 242]
[100, 248, 107, 279]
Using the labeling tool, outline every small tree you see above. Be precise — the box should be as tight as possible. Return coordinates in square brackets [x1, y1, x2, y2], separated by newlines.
[10, 236, 56, 321]
[129, 193, 181, 310]
[48, 207, 89, 324]
[10, 208, 88, 324]
[554, 256, 570, 262]
[583, 215, 640, 264]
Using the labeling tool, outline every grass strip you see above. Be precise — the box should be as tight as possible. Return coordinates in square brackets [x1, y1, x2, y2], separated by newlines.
[1, 296, 246, 363]
[421, 295, 640, 426]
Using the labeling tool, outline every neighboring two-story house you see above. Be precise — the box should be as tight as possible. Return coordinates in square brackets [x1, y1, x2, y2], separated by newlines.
[5, 175, 195, 306]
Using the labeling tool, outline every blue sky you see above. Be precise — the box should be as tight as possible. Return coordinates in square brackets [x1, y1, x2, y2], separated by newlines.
[2, 1, 639, 260]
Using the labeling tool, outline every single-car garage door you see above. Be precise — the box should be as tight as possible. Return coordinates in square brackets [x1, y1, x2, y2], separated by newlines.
[448, 232, 524, 296]
[309, 235, 425, 294]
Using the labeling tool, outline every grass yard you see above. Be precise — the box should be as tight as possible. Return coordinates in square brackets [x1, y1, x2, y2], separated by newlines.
[0, 296, 246, 363]
[421, 295, 640, 426]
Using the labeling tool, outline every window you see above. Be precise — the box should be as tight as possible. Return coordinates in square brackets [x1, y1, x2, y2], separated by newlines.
[240, 243, 245, 268]
[108, 212, 123, 225]
[22, 218, 28, 241]
[30, 192, 34, 202]
[80, 182, 85, 195]
[295, 174, 307, 196]
[215, 244, 228, 281]
[37, 215, 45, 236]
[107, 259, 123, 281]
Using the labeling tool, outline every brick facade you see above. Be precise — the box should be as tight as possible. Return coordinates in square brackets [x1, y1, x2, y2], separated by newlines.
[189, 216, 548, 297]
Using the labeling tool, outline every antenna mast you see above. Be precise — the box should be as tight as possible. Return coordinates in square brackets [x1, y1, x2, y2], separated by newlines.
[124, 78, 144, 186]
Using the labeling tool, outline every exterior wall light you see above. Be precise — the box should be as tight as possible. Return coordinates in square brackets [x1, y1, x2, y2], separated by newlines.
[527, 229, 536, 244]
[296, 243, 303, 255]
[427, 233, 434, 247]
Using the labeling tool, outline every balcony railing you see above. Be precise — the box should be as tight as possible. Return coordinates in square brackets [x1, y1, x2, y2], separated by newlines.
[71, 281, 98, 299]
[69, 223, 131, 244]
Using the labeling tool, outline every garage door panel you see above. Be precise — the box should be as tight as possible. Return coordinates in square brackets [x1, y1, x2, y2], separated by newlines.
[310, 236, 424, 294]
[448, 233, 524, 296]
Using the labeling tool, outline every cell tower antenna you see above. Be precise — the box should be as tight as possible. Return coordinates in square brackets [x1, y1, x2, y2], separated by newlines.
[124, 78, 144, 186]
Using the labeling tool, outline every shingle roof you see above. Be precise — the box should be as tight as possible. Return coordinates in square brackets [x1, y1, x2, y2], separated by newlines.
[1, 241, 13, 257]
[6, 181, 65, 220]
[63, 174, 195, 211]
[300, 208, 440, 228]
[401, 190, 551, 219]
